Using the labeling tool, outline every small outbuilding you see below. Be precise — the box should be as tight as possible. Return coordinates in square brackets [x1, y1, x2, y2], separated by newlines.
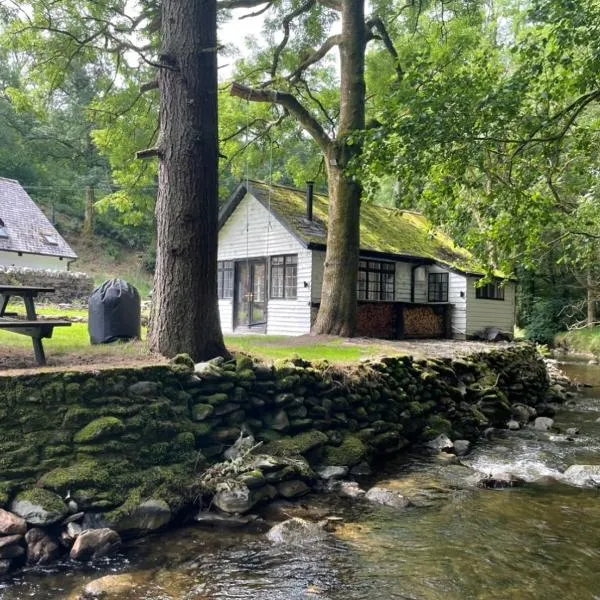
[0, 177, 77, 271]
[217, 180, 516, 340]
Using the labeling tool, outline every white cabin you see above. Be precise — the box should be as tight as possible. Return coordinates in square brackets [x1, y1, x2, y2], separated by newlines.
[218, 181, 516, 340]
[0, 178, 77, 271]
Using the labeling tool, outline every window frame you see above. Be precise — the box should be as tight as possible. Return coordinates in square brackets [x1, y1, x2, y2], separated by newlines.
[357, 259, 395, 301]
[475, 281, 505, 301]
[428, 272, 449, 303]
[217, 261, 234, 299]
[270, 254, 298, 299]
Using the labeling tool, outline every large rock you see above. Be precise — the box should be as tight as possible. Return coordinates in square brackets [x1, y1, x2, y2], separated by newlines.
[70, 528, 121, 561]
[0, 509, 27, 536]
[426, 434, 454, 452]
[0, 544, 24, 559]
[563, 465, 600, 487]
[25, 528, 60, 565]
[10, 489, 68, 526]
[212, 484, 258, 514]
[266, 518, 328, 545]
[534, 417, 554, 431]
[0, 534, 23, 549]
[317, 466, 349, 481]
[365, 487, 410, 509]
[453, 440, 471, 456]
[113, 499, 171, 534]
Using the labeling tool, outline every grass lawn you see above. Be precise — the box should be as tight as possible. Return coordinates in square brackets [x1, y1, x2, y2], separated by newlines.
[224, 335, 402, 363]
[555, 328, 600, 356]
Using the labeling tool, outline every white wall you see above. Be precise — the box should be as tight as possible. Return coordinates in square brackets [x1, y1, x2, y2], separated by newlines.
[465, 278, 516, 336]
[218, 193, 312, 335]
[0, 251, 69, 271]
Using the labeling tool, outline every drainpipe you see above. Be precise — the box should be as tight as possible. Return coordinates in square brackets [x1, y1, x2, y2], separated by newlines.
[306, 181, 314, 221]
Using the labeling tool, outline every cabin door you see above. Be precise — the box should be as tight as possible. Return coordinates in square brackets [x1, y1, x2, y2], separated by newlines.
[234, 259, 267, 329]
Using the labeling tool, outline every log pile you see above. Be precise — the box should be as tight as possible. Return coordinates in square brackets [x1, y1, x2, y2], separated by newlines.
[404, 306, 444, 337]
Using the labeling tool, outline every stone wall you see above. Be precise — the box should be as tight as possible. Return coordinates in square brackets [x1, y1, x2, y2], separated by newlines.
[0, 345, 551, 536]
[0, 267, 94, 303]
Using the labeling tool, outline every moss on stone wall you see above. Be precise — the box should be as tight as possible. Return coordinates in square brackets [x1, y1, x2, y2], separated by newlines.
[0, 345, 550, 527]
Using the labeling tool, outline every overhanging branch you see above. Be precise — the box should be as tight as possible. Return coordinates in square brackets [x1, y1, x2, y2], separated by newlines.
[231, 82, 332, 152]
[367, 17, 403, 82]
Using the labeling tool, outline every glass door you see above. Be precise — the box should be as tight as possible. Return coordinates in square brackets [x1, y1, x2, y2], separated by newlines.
[234, 260, 267, 328]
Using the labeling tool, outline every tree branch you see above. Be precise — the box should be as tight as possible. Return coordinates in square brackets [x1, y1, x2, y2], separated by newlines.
[271, 0, 316, 79]
[288, 34, 342, 84]
[231, 82, 332, 152]
[366, 17, 403, 82]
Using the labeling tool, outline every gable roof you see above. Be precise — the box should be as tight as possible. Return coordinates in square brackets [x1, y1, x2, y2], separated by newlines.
[0, 178, 77, 260]
[220, 180, 501, 277]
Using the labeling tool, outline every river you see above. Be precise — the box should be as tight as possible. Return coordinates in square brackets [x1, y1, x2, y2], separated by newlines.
[1, 361, 600, 600]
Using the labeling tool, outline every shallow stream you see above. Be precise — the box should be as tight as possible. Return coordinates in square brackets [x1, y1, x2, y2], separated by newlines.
[2, 361, 600, 600]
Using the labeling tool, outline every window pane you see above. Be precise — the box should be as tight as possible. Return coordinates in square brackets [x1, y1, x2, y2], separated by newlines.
[270, 257, 284, 298]
[285, 261, 297, 298]
[428, 272, 448, 302]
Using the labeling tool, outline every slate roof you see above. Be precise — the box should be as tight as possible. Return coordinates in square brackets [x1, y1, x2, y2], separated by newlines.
[0, 177, 78, 260]
[220, 180, 499, 277]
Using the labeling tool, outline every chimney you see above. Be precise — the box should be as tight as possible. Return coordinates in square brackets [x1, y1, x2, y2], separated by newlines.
[306, 181, 314, 221]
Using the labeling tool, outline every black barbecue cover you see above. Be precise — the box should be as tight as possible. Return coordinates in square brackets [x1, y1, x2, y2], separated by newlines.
[88, 279, 141, 344]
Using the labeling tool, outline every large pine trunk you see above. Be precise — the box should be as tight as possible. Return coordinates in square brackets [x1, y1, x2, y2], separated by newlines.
[313, 0, 365, 336]
[149, 0, 228, 361]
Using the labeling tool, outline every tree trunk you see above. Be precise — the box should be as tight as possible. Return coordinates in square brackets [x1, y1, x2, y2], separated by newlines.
[312, 0, 365, 336]
[149, 0, 228, 361]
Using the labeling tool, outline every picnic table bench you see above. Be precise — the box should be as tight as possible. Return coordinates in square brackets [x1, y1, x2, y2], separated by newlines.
[0, 285, 71, 366]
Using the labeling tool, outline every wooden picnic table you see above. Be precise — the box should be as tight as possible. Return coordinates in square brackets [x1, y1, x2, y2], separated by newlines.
[0, 285, 71, 366]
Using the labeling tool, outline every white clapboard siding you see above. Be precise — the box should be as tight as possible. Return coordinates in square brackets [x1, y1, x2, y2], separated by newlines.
[218, 299, 233, 334]
[0, 251, 69, 271]
[218, 193, 312, 335]
[465, 278, 516, 336]
[448, 272, 467, 338]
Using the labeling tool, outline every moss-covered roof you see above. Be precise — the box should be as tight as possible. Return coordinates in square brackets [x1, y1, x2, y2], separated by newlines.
[221, 181, 494, 276]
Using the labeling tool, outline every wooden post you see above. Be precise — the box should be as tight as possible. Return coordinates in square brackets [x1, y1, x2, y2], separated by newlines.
[83, 186, 95, 238]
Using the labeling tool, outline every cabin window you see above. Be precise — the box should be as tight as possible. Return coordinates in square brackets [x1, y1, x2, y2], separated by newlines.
[270, 255, 297, 299]
[357, 260, 395, 301]
[428, 272, 449, 302]
[476, 281, 505, 300]
[217, 261, 234, 299]
[0, 218, 8, 239]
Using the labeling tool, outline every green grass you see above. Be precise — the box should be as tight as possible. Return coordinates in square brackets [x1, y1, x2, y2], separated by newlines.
[0, 322, 151, 363]
[555, 328, 600, 356]
[224, 335, 400, 363]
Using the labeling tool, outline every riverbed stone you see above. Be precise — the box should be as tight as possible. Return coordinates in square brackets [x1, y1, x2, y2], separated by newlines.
[0, 509, 26, 536]
[70, 528, 121, 561]
[0, 559, 11, 574]
[213, 484, 257, 514]
[317, 466, 349, 480]
[453, 440, 471, 456]
[78, 573, 146, 599]
[0, 534, 22, 549]
[276, 480, 310, 499]
[113, 499, 171, 534]
[426, 434, 454, 452]
[477, 473, 525, 489]
[507, 420, 520, 430]
[25, 528, 60, 565]
[365, 487, 410, 509]
[10, 489, 68, 526]
[0, 544, 24, 559]
[534, 417, 554, 431]
[266, 517, 328, 545]
[563, 465, 600, 487]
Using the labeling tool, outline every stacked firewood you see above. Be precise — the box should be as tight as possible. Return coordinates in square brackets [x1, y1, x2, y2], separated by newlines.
[404, 306, 444, 337]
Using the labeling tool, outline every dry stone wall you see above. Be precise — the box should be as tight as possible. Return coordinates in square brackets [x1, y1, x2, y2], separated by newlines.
[0, 345, 553, 571]
[0, 267, 93, 303]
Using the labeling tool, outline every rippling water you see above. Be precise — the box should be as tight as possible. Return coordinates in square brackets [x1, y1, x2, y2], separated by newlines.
[2, 361, 600, 600]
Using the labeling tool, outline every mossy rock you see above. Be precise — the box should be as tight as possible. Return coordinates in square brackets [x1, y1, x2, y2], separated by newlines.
[38, 459, 111, 493]
[264, 430, 328, 458]
[169, 354, 195, 370]
[426, 414, 453, 436]
[11, 488, 68, 525]
[322, 436, 367, 467]
[74, 417, 125, 444]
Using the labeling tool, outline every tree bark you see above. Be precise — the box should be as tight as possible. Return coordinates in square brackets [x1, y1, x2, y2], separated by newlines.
[149, 0, 228, 361]
[312, 0, 365, 336]
[83, 186, 95, 238]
